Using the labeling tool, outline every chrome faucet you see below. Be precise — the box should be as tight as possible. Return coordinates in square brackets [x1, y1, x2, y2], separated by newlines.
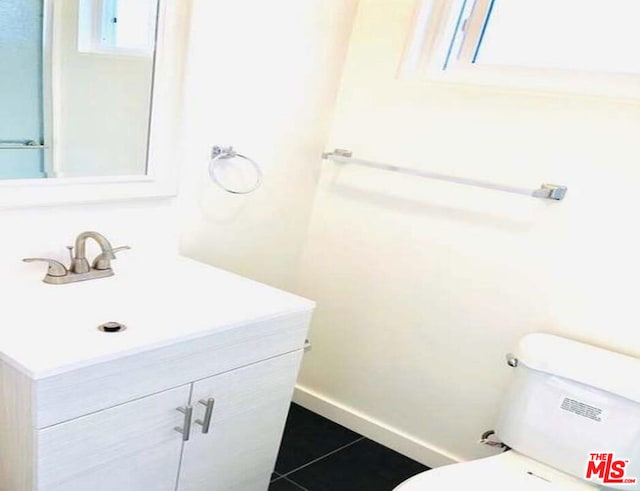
[23, 231, 130, 285]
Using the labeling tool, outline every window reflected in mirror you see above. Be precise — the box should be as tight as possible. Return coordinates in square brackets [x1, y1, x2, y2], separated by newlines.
[0, 0, 159, 180]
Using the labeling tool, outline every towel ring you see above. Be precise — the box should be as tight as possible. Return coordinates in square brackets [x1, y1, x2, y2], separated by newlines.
[209, 146, 263, 195]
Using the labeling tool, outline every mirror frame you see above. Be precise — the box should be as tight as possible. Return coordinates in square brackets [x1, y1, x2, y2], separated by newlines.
[0, 0, 188, 208]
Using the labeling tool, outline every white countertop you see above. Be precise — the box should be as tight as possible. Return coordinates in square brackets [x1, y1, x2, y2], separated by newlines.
[0, 255, 314, 379]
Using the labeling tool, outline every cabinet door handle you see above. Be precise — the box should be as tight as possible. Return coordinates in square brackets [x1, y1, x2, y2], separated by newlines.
[195, 398, 215, 434]
[175, 406, 193, 441]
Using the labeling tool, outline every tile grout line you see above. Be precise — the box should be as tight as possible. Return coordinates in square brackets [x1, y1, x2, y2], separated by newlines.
[271, 472, 282, 483]
[281, 476, 312, 491]
[279, 436, 366, 480]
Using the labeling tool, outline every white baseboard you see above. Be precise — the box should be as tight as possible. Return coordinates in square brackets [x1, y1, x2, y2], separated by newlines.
[293, 384, 464, 469]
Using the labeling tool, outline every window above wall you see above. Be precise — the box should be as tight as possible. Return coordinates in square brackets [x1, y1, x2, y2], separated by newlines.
[401, 0, 640, 99]
[78, 0, 158, 56]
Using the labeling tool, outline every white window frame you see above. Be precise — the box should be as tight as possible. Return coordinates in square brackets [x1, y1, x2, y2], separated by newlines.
[78, 0, 158, 57]
[400, 0, 640, 100]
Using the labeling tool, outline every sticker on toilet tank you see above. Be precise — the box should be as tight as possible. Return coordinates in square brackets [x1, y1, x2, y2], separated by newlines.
[560, 397, 605, 422]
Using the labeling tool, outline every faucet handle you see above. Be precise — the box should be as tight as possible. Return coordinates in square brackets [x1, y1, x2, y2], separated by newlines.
[22, 258, 68, 278]
[92, 245, 131, 270]
[112, 246, 132, 254]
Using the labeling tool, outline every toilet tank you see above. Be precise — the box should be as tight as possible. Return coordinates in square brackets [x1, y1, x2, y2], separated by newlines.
[495, 334, 640, 490]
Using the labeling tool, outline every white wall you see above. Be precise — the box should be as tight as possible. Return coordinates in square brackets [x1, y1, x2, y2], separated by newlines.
[295, 0, 640, 467]
[177, 0, 358, 291]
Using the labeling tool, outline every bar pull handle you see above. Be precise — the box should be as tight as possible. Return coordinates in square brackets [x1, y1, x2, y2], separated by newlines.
[195, 398, 215, 434]
[175, 406, 193, 441]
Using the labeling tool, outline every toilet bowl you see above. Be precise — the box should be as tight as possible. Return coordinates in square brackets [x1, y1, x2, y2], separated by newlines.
[394, 333, 640, 490]
[394, 451, 598, 490]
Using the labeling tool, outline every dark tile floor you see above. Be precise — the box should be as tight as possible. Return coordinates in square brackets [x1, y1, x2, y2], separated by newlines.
[271, 404, 429, 491]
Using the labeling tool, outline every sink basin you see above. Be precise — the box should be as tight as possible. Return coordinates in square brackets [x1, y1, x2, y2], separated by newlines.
[0, 255, 314, 378]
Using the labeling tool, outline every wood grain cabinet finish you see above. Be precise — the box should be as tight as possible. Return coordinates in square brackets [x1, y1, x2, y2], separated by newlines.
[36, 311, 311, 428]
[0, 312, 310, 491]
[178, 351, 303, 491]
[37, 385, 191, 491]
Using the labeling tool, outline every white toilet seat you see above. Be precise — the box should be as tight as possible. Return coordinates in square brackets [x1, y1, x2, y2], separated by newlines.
[394, 451, 599, 490]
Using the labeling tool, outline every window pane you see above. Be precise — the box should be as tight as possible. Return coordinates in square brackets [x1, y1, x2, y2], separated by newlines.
[474, 0, 640, 75]
[114, 0, 157, 52]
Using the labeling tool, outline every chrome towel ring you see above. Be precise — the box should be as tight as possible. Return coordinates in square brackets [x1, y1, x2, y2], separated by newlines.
[209, 146, 263, 195]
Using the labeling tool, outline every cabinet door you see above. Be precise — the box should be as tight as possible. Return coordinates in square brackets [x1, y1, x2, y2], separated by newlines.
[37, 384, 191, 491]
[178, 350, 303, 491]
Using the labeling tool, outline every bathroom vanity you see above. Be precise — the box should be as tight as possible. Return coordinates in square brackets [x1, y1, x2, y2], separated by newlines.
[0, 256, 314, 491]
[0, 1, 306, 487]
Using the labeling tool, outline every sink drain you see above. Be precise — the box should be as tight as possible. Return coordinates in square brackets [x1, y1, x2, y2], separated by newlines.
[98, 322, 127, 333]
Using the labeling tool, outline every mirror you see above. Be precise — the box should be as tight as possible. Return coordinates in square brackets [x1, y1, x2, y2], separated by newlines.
[0, 0, 159, 180]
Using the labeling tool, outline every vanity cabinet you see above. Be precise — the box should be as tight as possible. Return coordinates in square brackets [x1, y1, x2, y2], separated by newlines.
[0, 309, 311, 491]
[37, 385, 190, 491]
[36, 351, 302, 491]
[178, 351, 302, 491]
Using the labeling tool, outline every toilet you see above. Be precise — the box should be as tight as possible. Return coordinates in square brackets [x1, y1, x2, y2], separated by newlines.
[395, 333, 640, 490]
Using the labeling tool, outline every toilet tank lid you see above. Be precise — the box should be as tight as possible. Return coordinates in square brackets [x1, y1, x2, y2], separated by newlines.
[517, 334, 640, 404]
